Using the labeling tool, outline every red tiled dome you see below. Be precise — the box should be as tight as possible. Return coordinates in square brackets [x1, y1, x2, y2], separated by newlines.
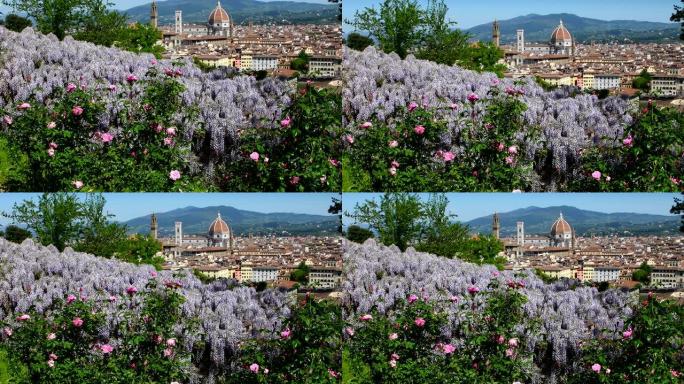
[208, 1, 231, 24]
[550, 20, 572, 43]
[550, 213, 572, 236]
[208, 213, 230, 235]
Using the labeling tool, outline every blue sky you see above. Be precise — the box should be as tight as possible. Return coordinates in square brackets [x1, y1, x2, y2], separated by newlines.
[342, 193, 680, 227]
[344, 0, 678, 30]
[0, 193, 339, 226]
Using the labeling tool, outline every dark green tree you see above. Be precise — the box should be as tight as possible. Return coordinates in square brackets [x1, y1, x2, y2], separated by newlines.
[671, 193, 684, 232]
[672, 0, 684, 40]
[346, 225, 374, 243]
[4, 193, 83, 251]
[1, 224, 32, 243]
[631, 261, 652, 284]
[118, 234, 164, 269]
[347, 193, 423, 251]
[290, 261, 310, 284]
[1, 0, 114, 40]
[290, 50, 311, 72]
[415, 0, 471, 66]
[459, 42, 507, 77]
[631, 69, 652, 91]
[3, 13, 32, 32]
[346, 32, 374, 51]
[72, 1, 126, 46]
[113, 22, 164, 58]
[349, 0, 423, 59]
[73, 194, 128, 258]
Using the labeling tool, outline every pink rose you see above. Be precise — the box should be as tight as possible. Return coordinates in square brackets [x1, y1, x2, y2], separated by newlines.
[72, 180, 83, 189]
[328, 369, 340, 378]
[163, 137, 174, 146]
[166, 127, 176, 136]
[3, 115, 12, 125]
[329, 159, 340, 167]
[47, 333, 56, 340]
[623, 135, 633, 147]
[389, 167, 397, 176]
[414, 125, 425, 135]
[66, 83, 77, 93]
[443, 151, 455, 162]
[391, 353, 399, 361]
[67, 294, 77, 304]
[468, 286, 479, 295]
[166, 338, 176, 347]
[505, 348, 515, 358]
[344, 327, 355, 336]
[47, 148, 55, 157]
[101, 132, 114, 143]
[108, 84, 117, 92]
[126, 286, 138, 296]
[591, 170, 602, 180]
[497, 335, 505, 344]
[250, 152, 259, 161]
[414, 317, 425, 327]
[408, 102, 418, 112]
[280, 328, 291, 339]
[391, 160, 400, 169]
[359, 314, 373, 321]
[169, 170, 181, 181]
[3, 327, 12, 337]
[389, 359, 397, 368]
[408, 294, 418, 304]
[497, 142, 505, 152]
[126, 74, 138, 83]
[280, 116, 291, 127]
[360, 121, 372, 129]
[163, 348, 173, 357]
[249, 363, 259, 373]
[45, 121, 55, 129]
[344, 134, 355, 144]
[72, 317, 83, 327]
[508, 338, 518, 347]
[49, 142, 58, 149]
[100, 344, 113, 354]
[450, 103, 458, 110]
[467, 93, 480, 103]
[592, 363, 601, 373]
[389, 333, 398, 340]
[622, 328, 633, 339]
[443, 344, 456, 354]
[508, 146, 518, 155]
[389, 140, 399, 148]
[17, 102, 31, 110]
[47, 359, 55, 368]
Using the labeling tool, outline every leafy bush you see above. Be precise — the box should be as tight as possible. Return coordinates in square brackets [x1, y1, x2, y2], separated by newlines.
[222, 296, 342, 383]
[0, 280, 194, 383]
[569, 294, 683, 383]
[217, 84, 342, 192]
[344, 284, 535, 383]
[343, 47, 682, 191]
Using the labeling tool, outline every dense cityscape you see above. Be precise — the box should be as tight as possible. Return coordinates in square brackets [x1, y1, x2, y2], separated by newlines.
[493, 19, 684, 104]
[152, 1, 342, 79]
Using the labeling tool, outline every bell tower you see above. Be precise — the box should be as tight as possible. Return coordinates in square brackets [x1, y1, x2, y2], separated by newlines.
[150, 0, 158, 28]
[150, 213, 158, 240]
[492, 212, 500, 239]
[492, 20, 500, 47]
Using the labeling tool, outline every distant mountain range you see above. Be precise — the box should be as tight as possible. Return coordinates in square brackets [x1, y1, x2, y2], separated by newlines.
[465, 206, 680, 237]
[122, 206, 339, 236]
[124, 0, 337, 25]
[465, 13, 680, 43]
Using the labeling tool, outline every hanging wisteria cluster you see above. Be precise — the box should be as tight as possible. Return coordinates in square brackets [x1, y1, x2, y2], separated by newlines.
[343, 47, 635, 189]
[342, 239, 635, 380]
[0, 26, 292, 166]
[0, 238, 291, 380]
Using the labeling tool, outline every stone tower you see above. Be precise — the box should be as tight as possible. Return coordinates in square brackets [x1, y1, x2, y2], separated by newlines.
[516, 29, 525, 53]
[150, 0, 158, 28]
[492, 212, 500, 239]
[150, 213, 158, 240]
[492, 20, 500, 47]
[175, 221, 182, 246]
[516, 221, 525, 259]
[175, 10, 183, 35]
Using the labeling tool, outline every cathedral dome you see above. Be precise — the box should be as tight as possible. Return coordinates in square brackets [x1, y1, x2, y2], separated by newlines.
[550, 20, 572, 43]
[208, 213, 230, 236]
[208, 1, 231, 25]
[550, 213, 572, 237]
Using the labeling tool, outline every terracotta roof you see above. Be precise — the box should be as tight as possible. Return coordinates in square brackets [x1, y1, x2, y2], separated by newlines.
[208, 1, 231, 24]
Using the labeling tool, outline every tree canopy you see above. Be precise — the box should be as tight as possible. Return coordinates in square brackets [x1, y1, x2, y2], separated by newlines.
[345, 32, 374, 51]
[2, 13, 32, 32]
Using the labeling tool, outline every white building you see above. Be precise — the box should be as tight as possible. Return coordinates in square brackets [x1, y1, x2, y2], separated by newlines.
[309, 266, 342, 289]
[594, 266, 621, 283]
[252, 55, 278, 71]
[251, 266, 280, 283]
[594, 74, 622, 90]
[651, 75, 684, 97]
[651, 267, 684, 289]
[309, 56, 342, 78]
